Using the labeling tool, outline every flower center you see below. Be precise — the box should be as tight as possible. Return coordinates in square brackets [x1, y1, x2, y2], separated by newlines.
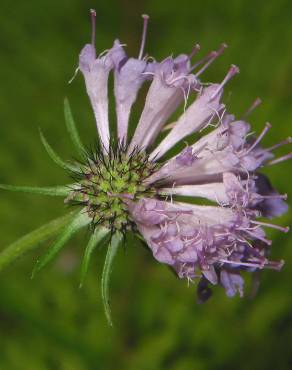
[67, 146, 158, 231]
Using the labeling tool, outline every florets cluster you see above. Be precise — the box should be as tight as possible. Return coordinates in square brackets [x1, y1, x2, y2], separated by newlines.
[67, 145, 159, 231]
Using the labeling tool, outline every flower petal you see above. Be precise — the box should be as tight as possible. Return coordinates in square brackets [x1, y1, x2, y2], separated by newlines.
[220, 270, 244, 297]
[113, 40, 156, 142]
[79, 42, 125, 151]
[129, 55, 198, 152]
[160, 182, 229, 205]
[150, 83, 224, 160]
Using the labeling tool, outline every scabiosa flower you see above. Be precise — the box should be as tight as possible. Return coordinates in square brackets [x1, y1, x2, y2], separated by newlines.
[0, 10, 291, 324]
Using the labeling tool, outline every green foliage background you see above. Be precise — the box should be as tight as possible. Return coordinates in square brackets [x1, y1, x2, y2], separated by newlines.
[0, 0, 291, 369]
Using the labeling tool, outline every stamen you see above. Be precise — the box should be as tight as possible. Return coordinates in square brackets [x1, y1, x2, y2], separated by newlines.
[90, 9, 97, 46]
[195, 51, 217, 76]
[242, 122, 272, 156]
[193, 43, 227, 76]
[68, 66, 80, 84]
[189, 44, 201, 60]
[219, 259, 266, 269]
[219, 258, 284, 270]
[190, 43, 227, 72]
[265, 137, 292, 152]
[242, 97, 262, 118]
[138, 14, 150, 60]
[244, 229, 272, 245]
[268, 152, 292, 166]
[190, 52, 211, 72]
[251, 220, 289, 233]
[260, 193, 287, 200]
[210, 64, 240, 100]
[265, 260, 285, 271]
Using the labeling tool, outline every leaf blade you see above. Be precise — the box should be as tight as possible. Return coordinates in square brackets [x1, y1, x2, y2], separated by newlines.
[101, 232, 122, 326]
[64, 98, 86, 157]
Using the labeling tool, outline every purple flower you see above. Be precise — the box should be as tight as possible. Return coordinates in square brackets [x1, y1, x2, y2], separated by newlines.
[1, 11, 290, 316]
[76, 11, 291, 300]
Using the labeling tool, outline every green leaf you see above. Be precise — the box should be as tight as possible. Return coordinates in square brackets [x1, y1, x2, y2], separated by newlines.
[32, 210, 91, 277]
[0, 212, 76, 272]
[101, 232, 123, 326]
[39, 128, 76, 171]
[0, 184, 70, 197]
[64, 98, 86, 157]
[80, 226, 110, 288]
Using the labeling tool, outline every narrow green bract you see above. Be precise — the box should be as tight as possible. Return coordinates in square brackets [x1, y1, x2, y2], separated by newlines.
[101, 232, 122, 326]
[0, 184, 70, 197]
[80, 226, 110, 288]
[32, 210, 91, 277]
[64, 97, 86, 157]
[39, 128, 76, 172]
[0, 212, 76, 272]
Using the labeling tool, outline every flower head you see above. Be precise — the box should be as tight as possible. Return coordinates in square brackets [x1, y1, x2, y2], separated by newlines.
[0, 10, 290, 324]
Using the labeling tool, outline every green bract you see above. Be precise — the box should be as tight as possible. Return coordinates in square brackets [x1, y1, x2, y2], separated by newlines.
[0, 99, 121, 325]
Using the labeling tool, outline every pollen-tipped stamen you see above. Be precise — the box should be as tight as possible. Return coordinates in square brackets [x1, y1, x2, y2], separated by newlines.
[268, 152, 292, 166]
[251, 220, 289, 233]
[90, 9, 96, 46]
[190, 43, 227, 73]
[260, 193, 288, 200]
[210, 64, 239, 100]
[196, 44, 227, 77]
[138, 14, 150, 60]
[241, 122, 272, 156]
[265, 137, 292, 152]
[243, 229, 272, 245]
[188, 44, 201, 60]
[219, 258, 283, 270]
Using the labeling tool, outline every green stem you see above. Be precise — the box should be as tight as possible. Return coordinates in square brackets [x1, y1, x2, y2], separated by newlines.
[0, 212, 76, 272]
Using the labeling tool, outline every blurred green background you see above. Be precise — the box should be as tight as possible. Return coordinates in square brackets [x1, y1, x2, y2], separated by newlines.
[0, 0, 291, 369]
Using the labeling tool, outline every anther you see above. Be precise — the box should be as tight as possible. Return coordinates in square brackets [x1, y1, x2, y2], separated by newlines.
[138, 14, 150, 60]
[210, 64, 239, 100]
[90, 9, 97, 46]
